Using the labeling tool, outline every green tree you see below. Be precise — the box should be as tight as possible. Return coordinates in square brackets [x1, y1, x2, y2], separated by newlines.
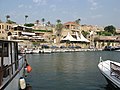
[97, 31, 112, 36]
[24, 23, 34, 27]
[6, 20, 16, 24]
[104, 25, 116, 35]
[6, 15, 10, 22]
[81, 30, 89, 37]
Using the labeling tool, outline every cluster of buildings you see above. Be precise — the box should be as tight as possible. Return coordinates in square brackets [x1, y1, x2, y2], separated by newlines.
[0, 21, 120, 49]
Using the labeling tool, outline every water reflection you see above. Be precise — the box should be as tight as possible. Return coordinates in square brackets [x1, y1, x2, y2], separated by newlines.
[26, 51, 120, 90]
[105, 84, 119, 90]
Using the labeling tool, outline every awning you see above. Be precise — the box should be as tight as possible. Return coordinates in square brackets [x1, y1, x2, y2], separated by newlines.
[76, 32, 90, 42]
[79, 33, 90, 42]
[61, 32, 90, 43]
[21, 32, 36, 36]
[62, 32, 77, 42]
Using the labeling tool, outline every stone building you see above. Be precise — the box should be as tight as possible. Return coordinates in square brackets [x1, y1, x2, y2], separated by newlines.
[94, 36, 120, 49]
[0, 22, 14, 39]
[55, 21, 91, 48]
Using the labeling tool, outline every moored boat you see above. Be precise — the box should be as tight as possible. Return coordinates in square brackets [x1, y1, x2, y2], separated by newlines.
[103, 46, 120, 51]
[42, 48, 52, 54]
[32, 48, 41, 54]
[0, 40, 32, 90]
[98, 58, 120, 89]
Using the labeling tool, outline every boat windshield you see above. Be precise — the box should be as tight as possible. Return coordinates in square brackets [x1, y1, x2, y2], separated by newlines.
[110, 62, 120, 77]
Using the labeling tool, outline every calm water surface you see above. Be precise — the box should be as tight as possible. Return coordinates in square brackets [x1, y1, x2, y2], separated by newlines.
[26, 51, 120, 90]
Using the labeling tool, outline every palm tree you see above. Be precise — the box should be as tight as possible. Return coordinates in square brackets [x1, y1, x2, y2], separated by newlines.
[36, 20, 39, 25]
[55, 19, 63, 43]
[47, 21, 51, 26]
[47, 21, 50, 24]
[25, 15, 28, 24]
[75, 18, 81, 24]
[41, 18, 45, 26]
[56, 19, 63, 35]
[6, 15, 10, 22]
[56, 19, 61, 24]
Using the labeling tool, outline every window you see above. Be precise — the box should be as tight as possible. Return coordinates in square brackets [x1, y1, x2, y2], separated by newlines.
[9, 26, 11, 30]
[0, 43, 9, 57]
[7, 25, 8, 30]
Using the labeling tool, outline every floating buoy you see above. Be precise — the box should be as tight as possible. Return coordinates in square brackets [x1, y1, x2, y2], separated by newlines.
[26, 65, 32, 73]
[19, 77, 26, 89]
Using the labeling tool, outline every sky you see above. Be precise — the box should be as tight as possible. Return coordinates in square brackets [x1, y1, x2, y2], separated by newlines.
[0, 0, 120, 28]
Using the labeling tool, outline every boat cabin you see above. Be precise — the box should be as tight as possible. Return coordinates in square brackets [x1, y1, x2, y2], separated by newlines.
[0, 40, 23, 89]
[110, 62, 120, 78]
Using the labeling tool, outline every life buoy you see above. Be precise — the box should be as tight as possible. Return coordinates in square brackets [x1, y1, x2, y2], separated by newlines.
[26, 65, 32, 73]
[19, 77, 26, 89]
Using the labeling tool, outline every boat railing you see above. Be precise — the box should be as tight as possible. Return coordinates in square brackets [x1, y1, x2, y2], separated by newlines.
[99, 57, 111, 74]
[100, 61, 110, 72]
[0, 54, 26, 89]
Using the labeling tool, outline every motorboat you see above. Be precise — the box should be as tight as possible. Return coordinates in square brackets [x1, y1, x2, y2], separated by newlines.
[103, 46, 120, 51]
[98, 57, 120, 89]
[42, 48, 52, 54]
[0, 39, 32, 90]
[32, 48, 41, 54]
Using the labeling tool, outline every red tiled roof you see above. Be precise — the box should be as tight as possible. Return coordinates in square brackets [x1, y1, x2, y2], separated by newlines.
[64, 22, 79, 26]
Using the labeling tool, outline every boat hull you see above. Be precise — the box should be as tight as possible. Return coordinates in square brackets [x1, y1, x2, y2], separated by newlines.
[101, 72, 120, 89]
[98, 60, 120, 89]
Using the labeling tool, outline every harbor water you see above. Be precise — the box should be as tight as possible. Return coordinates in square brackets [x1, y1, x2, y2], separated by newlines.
[26, 51, 120, 90]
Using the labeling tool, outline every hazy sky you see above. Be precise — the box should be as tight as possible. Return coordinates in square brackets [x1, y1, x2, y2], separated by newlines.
[0, 0, 120, 28]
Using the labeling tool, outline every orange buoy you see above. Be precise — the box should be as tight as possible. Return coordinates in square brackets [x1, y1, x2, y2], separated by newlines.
[26, 65, 32, 73]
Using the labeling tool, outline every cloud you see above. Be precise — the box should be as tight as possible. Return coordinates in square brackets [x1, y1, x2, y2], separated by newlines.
[113, 8, 120, 13]
[88, 0, 98, 10]
[32, 0, 47, 5]
[91, 14, 103, 19]
[18, 4, 24, 8]
[18, 4, 32, 9]
[90, 7, 97, 10]
[50, 5, 56, 11]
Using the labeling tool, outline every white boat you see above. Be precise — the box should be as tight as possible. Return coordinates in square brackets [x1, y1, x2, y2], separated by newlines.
[32, 48, 41, 54]
[42, 48, 52, 53]
[0, 40, 32, 90]
[98, 57, 120, 89]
